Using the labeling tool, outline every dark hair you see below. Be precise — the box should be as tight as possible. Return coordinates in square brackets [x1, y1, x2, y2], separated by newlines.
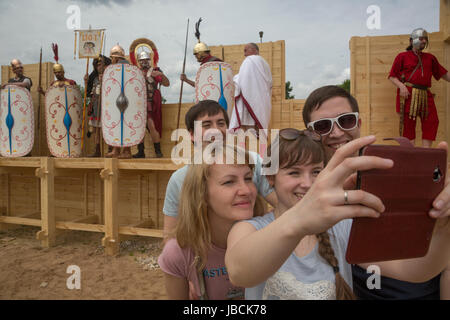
[269, 132, 325, 170]
[86, 55, 112, 97]
[184, 100, 229, 132]
[302, 85, 359, 126]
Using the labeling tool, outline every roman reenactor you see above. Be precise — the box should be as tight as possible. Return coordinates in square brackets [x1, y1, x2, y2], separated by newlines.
[1, 59, 32, 91]
[389, 28, 450, 147]
[180, 18, 222, 87]
[38, 44, 77, 96]
[129, 39, 170, 158]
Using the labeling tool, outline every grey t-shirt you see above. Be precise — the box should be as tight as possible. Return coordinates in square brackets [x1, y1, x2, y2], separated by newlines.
[163, 151, 273, 217]
[244, 212, 353, 300]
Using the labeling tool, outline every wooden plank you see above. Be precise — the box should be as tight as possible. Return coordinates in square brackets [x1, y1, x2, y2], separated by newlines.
[117, 159, 183, 171]
[0, 158, 42, 167]
[119, 226, 163, 238]
[0, 216, 41, 227]
[53, 158, 105, 169]
[56, 221, 105, 233]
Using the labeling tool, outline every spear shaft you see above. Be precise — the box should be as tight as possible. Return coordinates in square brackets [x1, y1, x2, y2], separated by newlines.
[37, 47, 42, 155]
[175, 19, 189, 144]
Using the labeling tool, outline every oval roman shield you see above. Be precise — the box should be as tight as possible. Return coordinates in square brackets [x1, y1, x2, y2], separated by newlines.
[0, 85, 34, 157]
[45, 85, 83, 158]
[101, 63, 147, 147]
[195, 62, 234, 112]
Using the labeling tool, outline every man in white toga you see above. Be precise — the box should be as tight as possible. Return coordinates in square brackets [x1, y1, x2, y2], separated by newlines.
[229, 43, 273, 135]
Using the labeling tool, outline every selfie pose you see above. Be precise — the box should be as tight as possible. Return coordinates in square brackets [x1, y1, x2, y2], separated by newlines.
[302, 85, 450, 299]
[225, 130, 450, 300]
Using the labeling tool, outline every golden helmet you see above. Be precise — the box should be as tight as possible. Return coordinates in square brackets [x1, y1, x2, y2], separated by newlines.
[110, 44, 125, 58]
[53, 63, 64, 73]
[193, 42, 210, 55]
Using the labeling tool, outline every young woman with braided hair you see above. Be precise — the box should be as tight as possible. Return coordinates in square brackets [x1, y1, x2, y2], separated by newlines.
[225, 130, 450, 300]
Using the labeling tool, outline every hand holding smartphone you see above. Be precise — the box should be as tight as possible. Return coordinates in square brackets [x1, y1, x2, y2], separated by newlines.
[346, 138, 447, 264]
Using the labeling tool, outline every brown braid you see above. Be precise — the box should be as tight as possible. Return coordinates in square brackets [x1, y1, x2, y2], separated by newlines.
[316, 232, 356, 300]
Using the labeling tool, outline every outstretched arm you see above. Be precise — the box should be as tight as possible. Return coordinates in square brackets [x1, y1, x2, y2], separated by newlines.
[180, 74, 195, 87]
[226, 135, 393, 288]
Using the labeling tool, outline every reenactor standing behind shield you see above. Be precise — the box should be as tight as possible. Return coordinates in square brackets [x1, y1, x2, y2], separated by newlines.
[129, 38, 170, 158]
[1, 59, 32, 90]
[105, 44, 132, 158]
[85, 55, 111, 157]
[180, 18, 222, 88]
[39, 44, 83, 158]
[102, 44, 147, 159]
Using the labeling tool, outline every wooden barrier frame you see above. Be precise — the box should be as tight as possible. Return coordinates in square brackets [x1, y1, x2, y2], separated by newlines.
[0, 157, 183, 256]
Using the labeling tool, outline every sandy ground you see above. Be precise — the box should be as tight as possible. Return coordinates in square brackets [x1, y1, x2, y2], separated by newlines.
[0, 225, 167, 300]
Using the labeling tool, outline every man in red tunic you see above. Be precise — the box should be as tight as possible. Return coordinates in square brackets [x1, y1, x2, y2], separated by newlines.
[388, 28, 450, 147]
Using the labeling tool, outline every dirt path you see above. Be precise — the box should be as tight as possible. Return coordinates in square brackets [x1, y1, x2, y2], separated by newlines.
[0, 226, 167, 300]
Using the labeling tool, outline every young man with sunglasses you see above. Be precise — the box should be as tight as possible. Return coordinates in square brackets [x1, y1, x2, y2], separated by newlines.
[302, 85, 450, 300]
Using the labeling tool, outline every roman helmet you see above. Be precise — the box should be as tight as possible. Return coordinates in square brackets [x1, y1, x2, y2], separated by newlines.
[110, 44, 126, 59]
[52, 43, 64, 73]
[129, 38, 159, 69]
[410, 28, 428, 50]
[193, 18, 210, 60]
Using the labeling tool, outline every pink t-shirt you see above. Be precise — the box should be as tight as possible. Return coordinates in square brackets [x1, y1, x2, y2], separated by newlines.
[158, 238, 244, 300]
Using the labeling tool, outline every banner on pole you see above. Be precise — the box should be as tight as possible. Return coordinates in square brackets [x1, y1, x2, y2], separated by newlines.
[74, 29, 105, 59]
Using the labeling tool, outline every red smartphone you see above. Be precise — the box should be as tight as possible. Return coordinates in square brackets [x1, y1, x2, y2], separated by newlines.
[346, 140, 447, 264]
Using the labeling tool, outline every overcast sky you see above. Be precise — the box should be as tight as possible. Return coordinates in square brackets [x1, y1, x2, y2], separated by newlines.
[0, 0, 439, 103]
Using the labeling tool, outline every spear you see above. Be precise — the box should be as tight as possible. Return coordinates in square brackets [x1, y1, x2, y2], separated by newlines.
[175, 18, 189, 145]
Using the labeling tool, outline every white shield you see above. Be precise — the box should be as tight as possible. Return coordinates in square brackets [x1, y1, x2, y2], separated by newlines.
[195, 62, 234, 112]
[101, 63, 147, 147]
[0, 85, 34, 157]
[45, 85, 83, 158]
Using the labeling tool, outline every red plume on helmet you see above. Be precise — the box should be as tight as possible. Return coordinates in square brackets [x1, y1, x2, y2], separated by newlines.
[52, 43, 59, 64]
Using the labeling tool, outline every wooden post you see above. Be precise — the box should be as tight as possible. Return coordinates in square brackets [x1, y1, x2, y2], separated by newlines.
[83, 173, 88, 216]
[36, 157, 56, 247]
[95, 173, 102, 224]
[101, 158, 119, 256]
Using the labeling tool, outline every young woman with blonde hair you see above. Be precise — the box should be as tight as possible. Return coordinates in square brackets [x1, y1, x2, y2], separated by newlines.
[158, 145, 265, 300]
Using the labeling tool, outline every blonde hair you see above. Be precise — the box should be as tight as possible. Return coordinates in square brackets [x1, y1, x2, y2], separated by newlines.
[175, 144, 265, 271]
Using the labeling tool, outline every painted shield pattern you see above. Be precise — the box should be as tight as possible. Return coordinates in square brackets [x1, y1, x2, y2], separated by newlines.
[195, 62, 234, 112]
[101, 63, 147, 147]
[45, 85, 83, 158]
[0, 85, 34, 157]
